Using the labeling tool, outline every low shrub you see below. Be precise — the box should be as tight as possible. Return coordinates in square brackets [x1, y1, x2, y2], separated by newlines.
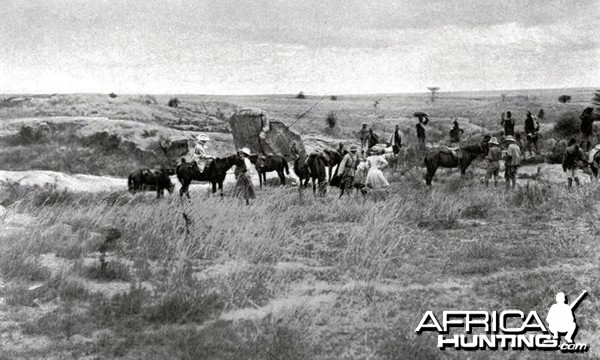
[553, 112, 580, 138]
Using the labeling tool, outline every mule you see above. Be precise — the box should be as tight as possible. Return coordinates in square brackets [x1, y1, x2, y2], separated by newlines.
[323, 149, 346, 183]
[176, 155, 239, 198]
[307, 153, 327, 196]
[423, 142, 489, 186]
[250, 154, 289, 188]
[128, 168, 175, 198]
[293, 155, 311, 188]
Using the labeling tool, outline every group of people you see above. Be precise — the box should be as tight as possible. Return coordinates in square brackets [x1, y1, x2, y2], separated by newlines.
[187, 106, 596, 203]
[190, 132, 256, 205]
[483, 135, 521, 188]
[337, 143, 390, 198]
[501, 110, 541, 157]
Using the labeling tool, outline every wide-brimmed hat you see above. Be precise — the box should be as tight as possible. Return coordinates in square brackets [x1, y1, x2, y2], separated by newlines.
[489, 137, 499, 146]
[239, 147, 252, 156]
[349, 144, 359, 152]
[369, 145, 382, 154]
[196, 133, 210, 142]
[503, 135, 516, 143]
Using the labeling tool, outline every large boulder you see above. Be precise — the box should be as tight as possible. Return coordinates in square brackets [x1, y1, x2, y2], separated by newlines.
[229, 108, 306, 160]
[159, 136, 190, 160]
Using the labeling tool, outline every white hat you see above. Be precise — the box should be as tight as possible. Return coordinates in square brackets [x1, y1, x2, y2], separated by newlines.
[196, 133, 210, 142]
[239, 147, 252, 156]
[489, 137, 499, 146]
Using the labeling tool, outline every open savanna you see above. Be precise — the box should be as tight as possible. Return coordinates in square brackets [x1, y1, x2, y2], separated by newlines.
[0, 89, 599, 359]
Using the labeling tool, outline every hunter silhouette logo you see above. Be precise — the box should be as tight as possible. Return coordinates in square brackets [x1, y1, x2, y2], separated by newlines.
[546, 291, 587, 344]
[415, 290, 590, 352]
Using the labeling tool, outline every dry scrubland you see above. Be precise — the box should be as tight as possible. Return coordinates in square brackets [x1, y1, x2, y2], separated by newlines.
[0, 89, 599, 359]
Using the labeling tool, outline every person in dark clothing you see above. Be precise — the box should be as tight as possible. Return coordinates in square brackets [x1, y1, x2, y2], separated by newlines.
[501, 111, 515, 136]
[337, 142, 345, 156]
[580, 107, 595, 152]
[368, 129, 379, 149]
[449, 119, 464, 147]
[359, 124, 370, 155]
[562, 138, 587, 187]
[416, 123, 426, 146]
[524, 111, 540, 156]
[388, 125, 402, 154]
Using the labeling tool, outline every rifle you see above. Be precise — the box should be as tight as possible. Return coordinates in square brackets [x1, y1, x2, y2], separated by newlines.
[569, 290, 588, 310]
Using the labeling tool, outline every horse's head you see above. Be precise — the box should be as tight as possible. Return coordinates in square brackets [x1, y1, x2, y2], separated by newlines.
[461, 142, 488, 157]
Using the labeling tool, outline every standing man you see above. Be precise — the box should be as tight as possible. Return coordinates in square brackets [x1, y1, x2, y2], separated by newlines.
[416, 122, 426, 147]
[501, 111, 515, 137]
[368, 128, 379, 149]
[449, 119, 464, 147]
[562, 138, 587, 187]
[414, 112, 429, 148]
[484, 137, 502, 187]
[359, 124, 370, 155]
[524, 111, 540, 157]
[503, 135, 521, 189]
[388, 125, 402, 155]
[337, 144, 359, 198]
[579, 107, 595, 152]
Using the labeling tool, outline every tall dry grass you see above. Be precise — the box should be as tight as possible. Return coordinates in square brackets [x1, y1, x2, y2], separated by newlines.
[1, 176, 599, 359]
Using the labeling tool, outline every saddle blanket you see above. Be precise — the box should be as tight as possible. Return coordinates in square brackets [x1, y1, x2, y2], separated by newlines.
[440, 146, 462, 159]
[196, 158, 212, 172]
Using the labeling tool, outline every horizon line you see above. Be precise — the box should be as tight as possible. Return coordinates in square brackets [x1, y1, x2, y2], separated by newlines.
[1, 86, 598, 98]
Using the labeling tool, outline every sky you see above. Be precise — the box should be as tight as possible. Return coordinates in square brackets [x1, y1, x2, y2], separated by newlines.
[0, 0, 598, 95]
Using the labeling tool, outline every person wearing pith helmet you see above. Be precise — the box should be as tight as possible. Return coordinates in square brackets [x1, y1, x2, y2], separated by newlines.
[484, 137, 502, 187]
[192, 133, 214, 172]
[503, 135, 521, 189]
[337, 144, 360, 198]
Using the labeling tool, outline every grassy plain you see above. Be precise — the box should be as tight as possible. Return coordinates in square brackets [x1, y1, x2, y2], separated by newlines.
[0, 89, 599, 359]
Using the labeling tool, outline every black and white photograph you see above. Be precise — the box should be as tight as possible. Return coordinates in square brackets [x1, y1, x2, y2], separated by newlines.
[0, 0, 599, 358]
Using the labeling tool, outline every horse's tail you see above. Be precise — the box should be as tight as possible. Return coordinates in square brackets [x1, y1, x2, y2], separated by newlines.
[284, 160, 290, 175]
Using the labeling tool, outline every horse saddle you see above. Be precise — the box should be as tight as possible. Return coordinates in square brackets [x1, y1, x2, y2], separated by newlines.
[440, 146, 462, 160]
[589, 145, 600, 164]
[195, 158, 213, 172]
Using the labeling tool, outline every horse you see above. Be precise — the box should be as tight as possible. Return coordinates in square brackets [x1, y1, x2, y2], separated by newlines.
[323, 149, 346, 183]
[589, 146, 600, 179]
[307, 153, 327, 196]
[176, 155, 239, 198]
[128, 168, 175, 198]
[423, 142, 489, 186]
[293, 155, 310, 188]
[250, 154, 289, 188]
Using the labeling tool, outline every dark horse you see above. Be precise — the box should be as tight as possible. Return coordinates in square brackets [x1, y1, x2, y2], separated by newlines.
[423, 142, 489, 186]
[293, 155, 310, 188]
[323, 149, 346, 183]
[128, 168, 175, 198]
[307, 153, 327, 195]
[250, 155, 289, 188]
[176, 155, 239, 198]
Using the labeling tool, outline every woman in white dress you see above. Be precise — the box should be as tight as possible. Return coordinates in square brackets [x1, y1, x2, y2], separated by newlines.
[365, 146, 389, 189]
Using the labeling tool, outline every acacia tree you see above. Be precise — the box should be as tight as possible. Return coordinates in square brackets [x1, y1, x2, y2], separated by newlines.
[427, 87, 440, 102]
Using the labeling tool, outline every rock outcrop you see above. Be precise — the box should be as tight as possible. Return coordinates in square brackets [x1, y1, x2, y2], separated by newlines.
[229, 109, 306, 160]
